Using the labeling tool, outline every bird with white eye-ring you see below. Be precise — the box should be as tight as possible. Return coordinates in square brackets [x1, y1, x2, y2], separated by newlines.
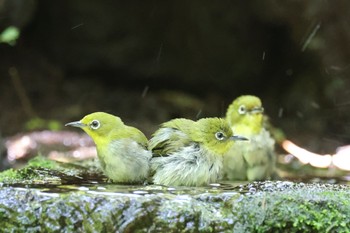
[148, 117, 248, 186]
[65, 112, 152, 183]
[238, 105, 246, 115]
[90, 120, 100, 129]
[223, 95, 276, 181]
[215, 132, 226, 141]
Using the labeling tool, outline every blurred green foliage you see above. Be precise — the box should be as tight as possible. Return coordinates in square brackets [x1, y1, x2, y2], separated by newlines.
[0, 26, 20, 46]
[25, 117, 62, 131]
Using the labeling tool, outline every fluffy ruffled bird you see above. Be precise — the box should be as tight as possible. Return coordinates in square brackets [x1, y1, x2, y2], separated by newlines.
[223, 95, 276, 181]
[149, 118, 248, 186]
[65, 112, 151, 183]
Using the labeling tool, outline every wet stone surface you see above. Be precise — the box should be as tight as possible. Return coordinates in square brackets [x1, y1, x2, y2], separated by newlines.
[0, 157, 350, 232]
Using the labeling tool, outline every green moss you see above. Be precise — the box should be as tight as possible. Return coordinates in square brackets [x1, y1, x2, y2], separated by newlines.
[0, 182, 349, 231]
[1, 164, 350, 232]
[0, 156, 104, 185]
[0, 168, 18, 182]
[0, 156, 63, 184]
[0, 167, 58, 184]
[232, 185, 350, 232]
[27, 155, 60, 169]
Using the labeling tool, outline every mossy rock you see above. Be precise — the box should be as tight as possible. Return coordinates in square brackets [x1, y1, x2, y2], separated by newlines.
[0, 156, 105, 185]
[0, 157, 350, 232]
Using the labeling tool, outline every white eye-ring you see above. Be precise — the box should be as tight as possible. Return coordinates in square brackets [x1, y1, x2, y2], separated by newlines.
[90, 120, 100, 130]
[215, 132, 226, 141]
[238, 105, 246, 115]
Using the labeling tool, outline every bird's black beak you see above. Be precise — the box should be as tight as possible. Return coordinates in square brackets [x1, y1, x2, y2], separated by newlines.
[65, 121, 86, 128]
[230, 135, 249, 141]
[250, 107, 264, 114]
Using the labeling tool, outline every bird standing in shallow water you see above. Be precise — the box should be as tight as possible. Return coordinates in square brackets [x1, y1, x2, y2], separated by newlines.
[149, 117, 248, 186]
[66, 112, 151, 183]
[223, 95, 276, 181]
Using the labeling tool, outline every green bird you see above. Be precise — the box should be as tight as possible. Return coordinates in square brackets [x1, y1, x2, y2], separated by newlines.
[223, 95, 276, 181]
[65, 112, 151, 183]
[149, 118, 248, 186]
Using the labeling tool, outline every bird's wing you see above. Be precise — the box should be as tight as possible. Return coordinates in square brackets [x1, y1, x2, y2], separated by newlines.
[114, 126, 149, 149]
[149, 119, 193, 157]
[263, 115, 285, 144]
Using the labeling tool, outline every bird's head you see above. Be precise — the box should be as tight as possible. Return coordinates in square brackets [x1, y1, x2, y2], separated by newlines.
[193, 118, 248, 156]
[226, 95, 264, 134]
[65, 112, 124, 144]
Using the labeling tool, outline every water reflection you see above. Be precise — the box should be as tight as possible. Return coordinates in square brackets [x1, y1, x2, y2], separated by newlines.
[5, 178, 346, 198]
[4, 181, 249, 196]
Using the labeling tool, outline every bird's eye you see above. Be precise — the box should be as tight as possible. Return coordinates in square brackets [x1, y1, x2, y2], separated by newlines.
[238, 105, 246, 114]
[215, 132, 226, 141]
[90, 120, 100, 129]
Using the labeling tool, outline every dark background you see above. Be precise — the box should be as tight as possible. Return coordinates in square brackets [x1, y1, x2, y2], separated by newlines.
[1, 0, 350, 154]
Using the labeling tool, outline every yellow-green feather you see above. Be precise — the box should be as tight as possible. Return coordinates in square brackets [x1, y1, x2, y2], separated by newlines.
[224, 95, 276, 181]
[226, 95, 263, 135]
[149, 117, 235, 157]
[148, 118, 194, 156]
[66, 112, 151, 183]
[192, 118, 235, 155]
